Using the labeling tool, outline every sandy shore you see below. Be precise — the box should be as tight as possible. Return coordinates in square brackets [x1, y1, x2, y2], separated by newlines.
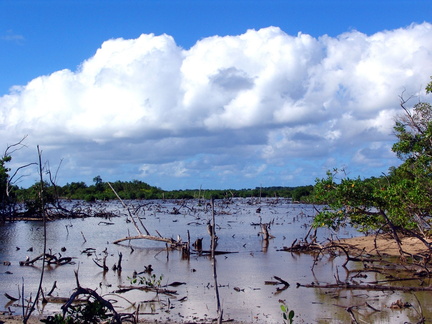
[334, 233, 431, 257]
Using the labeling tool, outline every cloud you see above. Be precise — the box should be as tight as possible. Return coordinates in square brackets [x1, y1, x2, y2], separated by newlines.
[1, 24, 432, 189]
[1, 30, 25, 44]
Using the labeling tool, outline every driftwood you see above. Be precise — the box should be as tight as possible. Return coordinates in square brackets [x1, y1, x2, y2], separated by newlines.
[280, 225, 321, 252]
[195, 250, 238, 256]
[4, 293, 19, 301]
[44, 296, 84, 304]
[297, 281, 432, 292]
[19, 253, 74, 266]
[280, 240, 322, 253]
[113, 234, 176, 245]
[265, 276, 289, 293]
[115, 285, 178, 296]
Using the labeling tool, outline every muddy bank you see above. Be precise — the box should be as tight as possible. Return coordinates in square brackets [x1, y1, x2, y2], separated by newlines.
[0, 313, 41, 324]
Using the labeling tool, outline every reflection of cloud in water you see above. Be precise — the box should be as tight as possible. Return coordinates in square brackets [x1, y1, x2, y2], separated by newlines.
[0, 199, 417, 323]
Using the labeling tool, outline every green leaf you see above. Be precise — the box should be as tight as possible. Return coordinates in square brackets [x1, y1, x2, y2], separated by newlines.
[289, 310, 295, 320]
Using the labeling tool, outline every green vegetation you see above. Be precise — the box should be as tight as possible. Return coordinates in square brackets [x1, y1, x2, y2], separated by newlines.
[313, 77, 432, 239]
[41, 300, 109, 324]
[129, 273, 164, 288]
[280, 301, 295, 324]
[166, 185, 313, 200]
[0, 137, 35, 221]
[0, 153, 13, 221]
[8, 173, 312, 204]
[13, 180, 312, 203]
[0, 158, 313, 219]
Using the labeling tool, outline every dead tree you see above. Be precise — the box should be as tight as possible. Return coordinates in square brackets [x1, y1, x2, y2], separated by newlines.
[260, 223, 275, 240]
[209, 198, 223, 324]
[24, 146, 47, 324]
[0, 135, 36, 221]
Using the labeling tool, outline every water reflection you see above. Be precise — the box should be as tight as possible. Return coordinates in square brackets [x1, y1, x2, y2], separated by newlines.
[0, 199, 429, 323]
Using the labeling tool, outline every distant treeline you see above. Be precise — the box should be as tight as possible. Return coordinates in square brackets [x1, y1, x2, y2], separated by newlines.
[15, 178, 313, 203]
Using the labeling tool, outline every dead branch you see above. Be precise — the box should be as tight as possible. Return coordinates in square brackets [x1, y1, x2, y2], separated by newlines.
[107, 182, 149, 235]
[93, 253, 109, 272]
[317, 244, 375, 267]
[19, 253, 73, 266]
[273, 276, 289, 286]
[115, 285, 178, 296]
[271, 276, 289, 293]
[280, 240, 322, 253]
[113, 234, 176, 245]
[4, 293, 19, 301]
[61, 271, 121, 323]
[296, 281, 432, 291]
[260, 223, 275, 240]
[210, 198, 223, 324]
[47, 281, 57, 296]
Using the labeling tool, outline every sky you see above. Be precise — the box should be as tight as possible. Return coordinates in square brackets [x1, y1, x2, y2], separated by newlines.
[0, 0, 432, 190]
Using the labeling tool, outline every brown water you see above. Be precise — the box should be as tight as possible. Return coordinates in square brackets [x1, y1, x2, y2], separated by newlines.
[0, 198, 428, 323]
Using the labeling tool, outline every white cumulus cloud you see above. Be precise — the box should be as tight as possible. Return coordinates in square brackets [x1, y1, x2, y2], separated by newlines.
[1, 23, 432, 189]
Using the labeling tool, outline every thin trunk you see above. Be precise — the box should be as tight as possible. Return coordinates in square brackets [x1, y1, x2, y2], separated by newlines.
[211, 198, 223, 323]
[24, 146, 47, 323]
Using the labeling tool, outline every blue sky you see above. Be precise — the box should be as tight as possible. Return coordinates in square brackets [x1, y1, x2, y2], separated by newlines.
[1, 0, 430, 94]
[0, 0, 432, 190]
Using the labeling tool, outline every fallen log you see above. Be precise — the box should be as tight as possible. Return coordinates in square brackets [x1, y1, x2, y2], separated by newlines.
[195, 250, 238, 255]
[113, 234, 176, 245]
[280, 241, 322, 253]
[44, 296, 80, 303]
[115, 285, 178, 296]
[297, 282, 432, 291]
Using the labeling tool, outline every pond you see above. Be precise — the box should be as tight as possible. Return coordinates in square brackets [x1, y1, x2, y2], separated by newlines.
[0, 198, 429, 323]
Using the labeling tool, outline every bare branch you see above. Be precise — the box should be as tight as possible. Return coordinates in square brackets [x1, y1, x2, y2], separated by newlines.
[4, 135, 29, 157]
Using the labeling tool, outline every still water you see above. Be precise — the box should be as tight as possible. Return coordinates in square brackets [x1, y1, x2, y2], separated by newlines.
[0, 198, 428, 323]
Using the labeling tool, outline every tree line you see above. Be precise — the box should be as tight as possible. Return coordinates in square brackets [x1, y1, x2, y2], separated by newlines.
[15, 178, 313, 202]
[0, 151, 314, 220]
